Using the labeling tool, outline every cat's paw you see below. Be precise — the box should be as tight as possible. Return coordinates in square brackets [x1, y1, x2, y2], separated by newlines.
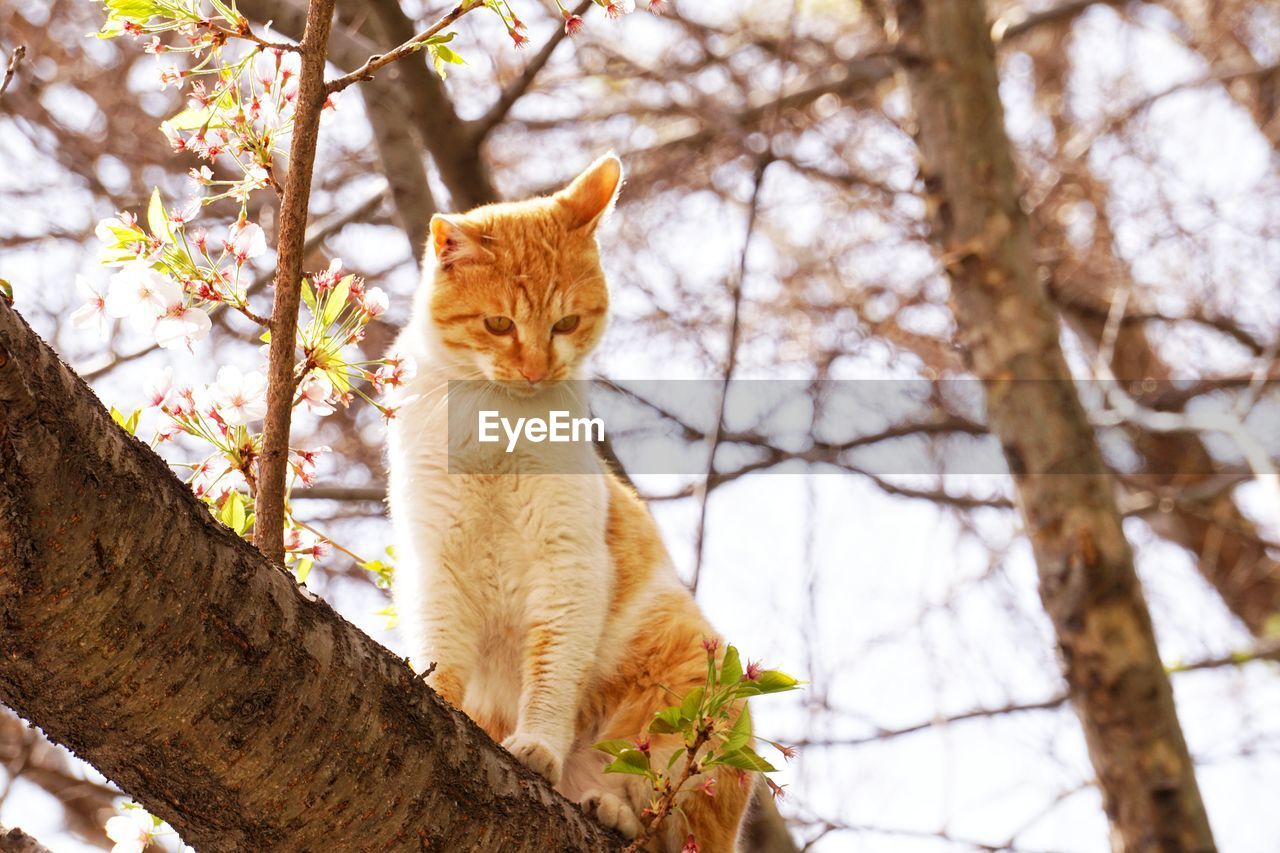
[580, 790, 641, 839]
[501, 732, 563, 785]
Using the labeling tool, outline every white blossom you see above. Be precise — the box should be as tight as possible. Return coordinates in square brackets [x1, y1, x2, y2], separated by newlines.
[70, 275, 111, 341]
[105, 264, 180, 332]
[226, 220, 267, 263]
[104, 810, 153, 853]
[210, 365, 268, 425]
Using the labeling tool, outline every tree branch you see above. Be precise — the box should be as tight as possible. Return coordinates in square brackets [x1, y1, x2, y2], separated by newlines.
[0, 45, 24, 106]
[255, 0, 340, 565]
[0, 299, 622, 851]
[324, 2, 478, 95]
[0, 826, 51, 853]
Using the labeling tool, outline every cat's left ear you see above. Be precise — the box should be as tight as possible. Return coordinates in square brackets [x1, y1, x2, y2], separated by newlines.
[556, 154, 623, 232]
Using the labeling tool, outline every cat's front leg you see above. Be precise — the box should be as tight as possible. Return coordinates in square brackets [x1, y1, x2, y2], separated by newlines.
[504, 530, 609, 785]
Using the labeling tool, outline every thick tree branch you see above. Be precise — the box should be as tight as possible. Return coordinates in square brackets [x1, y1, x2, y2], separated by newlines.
[0, 300, 622, 851]
[255, 0, 339, 565]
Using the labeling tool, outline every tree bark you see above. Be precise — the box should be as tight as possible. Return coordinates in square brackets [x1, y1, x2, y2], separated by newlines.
[885, 1, 1216, 850]
[0, 827, 52, 853]
[0, 301, 621, 851]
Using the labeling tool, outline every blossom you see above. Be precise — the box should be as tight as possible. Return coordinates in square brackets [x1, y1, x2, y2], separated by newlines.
[290, 445, 330, 486]
[373, 353, 416, 392]
[94, 211, 139, 245]
[104, 810, 153, 853]
[298, 373, 335, 416]
[563, 13, 585, 36]
[144, 366, 174, 408]
[359, 285, 388, 318]
[635, 735, 651, 753]
[647, 0, 667, 13]
[744, 660, 763, 681]
[694, 775, 716, 798]
[71, 275, 111, 341]
[105, 264, 180, 332]
[210, 365, 268, 425]
[701, 637, 719, 654]
[313, 258, 342, 292]
[225, 220, 267, 264]
[605, 0, 634, 18]
[681, 835, 699, 853]
[509, 28, 530, 48]
[765, 778, 787, 800]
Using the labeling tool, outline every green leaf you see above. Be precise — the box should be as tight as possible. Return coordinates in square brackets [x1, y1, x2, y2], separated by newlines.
[679, 686, 704, 722]
[594, 738, 635, 758]
[0, 279, 12, 305]
[301, 279, 316, 312]
[649, 705, 683, 735]
[603, 749, 652, 777]
[428, 43, 465, 80]
[110, 406, 141, 436]
[294, 557, 313, 584]
[713, 746, 776, 773]
[103, 0, 164, 24]
[219, 491, 248, 535]
[361, 559, 394, 589]
[719, 645, 742, 686]
[742, 666, 798, 696]
[322, 276, 351, 326]
[721, 705, 751, 753]
[147, 187, 172, 241]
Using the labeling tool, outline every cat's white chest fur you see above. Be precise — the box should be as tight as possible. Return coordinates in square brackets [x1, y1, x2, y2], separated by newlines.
[385, 325, 611, 760]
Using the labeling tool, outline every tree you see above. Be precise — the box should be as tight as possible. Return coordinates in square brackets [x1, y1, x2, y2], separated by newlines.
[884, 0, 1215, 848]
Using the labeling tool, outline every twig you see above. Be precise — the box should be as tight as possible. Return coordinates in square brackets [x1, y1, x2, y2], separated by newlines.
[0, 45, 26, 105]
[254, 0, 339, 566]
[472, 0, 593, 140]
[324, 2, 479, 95]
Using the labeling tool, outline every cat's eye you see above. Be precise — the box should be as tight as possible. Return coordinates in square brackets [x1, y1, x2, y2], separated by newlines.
[552, 314, 580, 334]
[484, 316, 514, 335]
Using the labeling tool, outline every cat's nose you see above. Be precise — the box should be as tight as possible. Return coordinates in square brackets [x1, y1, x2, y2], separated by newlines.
[520, 366, 547, 384]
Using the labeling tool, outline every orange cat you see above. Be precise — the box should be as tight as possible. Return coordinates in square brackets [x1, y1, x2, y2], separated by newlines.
[385, 155, 751, 851]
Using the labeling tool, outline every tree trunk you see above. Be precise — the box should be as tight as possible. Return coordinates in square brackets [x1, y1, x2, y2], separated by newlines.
[885, 1, 1216, 849]
[0, 300, 620, 851]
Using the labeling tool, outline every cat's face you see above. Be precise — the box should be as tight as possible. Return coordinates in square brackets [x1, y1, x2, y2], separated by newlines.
[426, 156, 622, 388]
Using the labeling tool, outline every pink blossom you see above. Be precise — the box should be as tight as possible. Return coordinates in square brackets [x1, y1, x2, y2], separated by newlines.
[765, 778, 787, 800]
[313, 258, 343, 292]
[374, 353, 417, 392]
[744, 660, 763, 681]
[681, 836, 699, 853]
[563, 13, 585, 36]
[605, 0, 635, 18]
[647, 0, 668, 13]
[226, 220, 267, 264]
[144, 367, 174, 408]
[701, 637, 719, 654]
[298, 373, 335, 416]
[71, 275, 111, 341]
[694, 776, 716, 798]
[290, 445, 330, 486]
[359, 286, 388, 318]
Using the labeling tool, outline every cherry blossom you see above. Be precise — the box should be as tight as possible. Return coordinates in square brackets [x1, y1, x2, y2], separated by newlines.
[226, 220, 267, 264]
[359, 286, 389, 318]
[210, 365, 268, 425]
[154, 302, 212, 350]
[71, 275, 111, 341]
[563, 13, 585, 36]
[144, 366, 175, 408]
[105, 264, 180, 332]
[298, 373, 336, 416]
[605, 0, 635, 19]
[104, 810, 154, 853]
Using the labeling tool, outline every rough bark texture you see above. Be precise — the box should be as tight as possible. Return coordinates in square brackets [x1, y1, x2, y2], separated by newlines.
[0, 301, 621, 851]
[888, 1, 1216, 850]
[254, 0, 339, 566]
[0, 827, 51, 853]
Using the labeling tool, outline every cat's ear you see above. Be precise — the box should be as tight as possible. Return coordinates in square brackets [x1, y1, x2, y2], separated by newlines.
[556, 154, 623, 232]
[429, 214, 487, 270]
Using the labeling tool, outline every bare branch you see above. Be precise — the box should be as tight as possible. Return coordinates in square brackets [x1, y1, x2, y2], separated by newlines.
[0, 45, 25, 106]
[324, 2, 478, 95]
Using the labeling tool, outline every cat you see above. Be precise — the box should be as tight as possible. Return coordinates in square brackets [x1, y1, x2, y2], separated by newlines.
[384, 155, 751, 851]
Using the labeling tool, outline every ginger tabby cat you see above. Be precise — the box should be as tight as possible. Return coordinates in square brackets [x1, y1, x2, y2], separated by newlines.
[385, 155, 750, 851]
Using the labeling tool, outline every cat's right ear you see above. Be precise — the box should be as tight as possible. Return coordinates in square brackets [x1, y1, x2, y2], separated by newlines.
[429, 214, 483, 271]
